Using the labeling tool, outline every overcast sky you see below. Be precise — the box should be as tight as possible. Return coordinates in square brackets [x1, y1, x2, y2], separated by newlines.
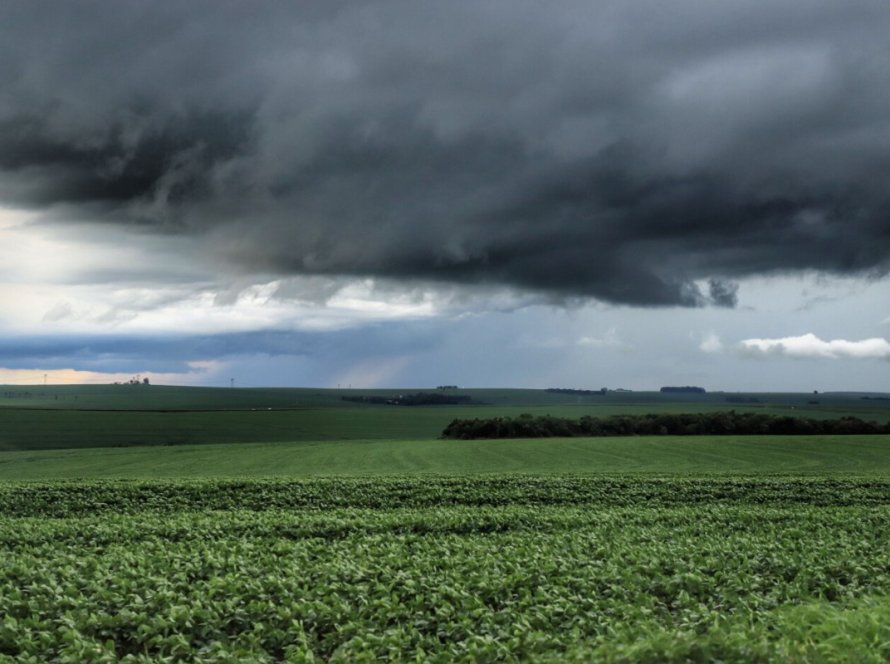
[0, 1, 888, 390]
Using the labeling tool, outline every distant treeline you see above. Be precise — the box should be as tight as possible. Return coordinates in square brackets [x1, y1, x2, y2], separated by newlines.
[2, 392, 38, 399]
[343, 393, 474, 406]
[442, 412, 890, 439]
[660, 386, 706, 393]
[545, 388, 607, 396]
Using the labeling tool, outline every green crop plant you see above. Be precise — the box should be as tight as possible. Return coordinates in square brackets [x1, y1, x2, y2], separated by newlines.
[1, 477, 889, 661]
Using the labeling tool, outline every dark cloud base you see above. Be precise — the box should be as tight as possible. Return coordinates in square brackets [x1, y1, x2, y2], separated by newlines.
[2, 1, 889, 306]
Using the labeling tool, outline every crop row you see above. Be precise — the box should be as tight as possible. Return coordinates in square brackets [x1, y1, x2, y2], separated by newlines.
[3, 497, 890, 661]
[3, 476, 890, 517]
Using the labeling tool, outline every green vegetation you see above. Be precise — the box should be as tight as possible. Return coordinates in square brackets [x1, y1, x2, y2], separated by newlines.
[3, 384, 889, 413]
[3, 384, 890, 660]
[2, 435, 890, 480]
[341, 392, 477, 406]
[1, 385, 889, 451]
[2, 477, 890, 661]
[442, 411, 890, 439]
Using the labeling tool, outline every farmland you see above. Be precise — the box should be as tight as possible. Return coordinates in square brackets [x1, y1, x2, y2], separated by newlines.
[1, 385, 889, 451]
[2, 385, 890, 660]
[3, 478, 890, 661]
[2, 434, 890, 480]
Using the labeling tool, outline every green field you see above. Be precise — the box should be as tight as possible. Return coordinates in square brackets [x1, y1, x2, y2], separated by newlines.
[3, 385, 890, 661]
[6, 384, 887, 412]
[3, 478, 890, 661]
[3, 384, 888, 412]
[1, 434, 890, 480]
[2, 385, 889, 451]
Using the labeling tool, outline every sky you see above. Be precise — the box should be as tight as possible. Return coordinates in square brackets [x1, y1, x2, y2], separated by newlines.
[0, 1, 888, 391]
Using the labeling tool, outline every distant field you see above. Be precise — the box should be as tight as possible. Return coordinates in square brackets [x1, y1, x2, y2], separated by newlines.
[2, 434, 889, 479]
[3, 383, 889, 412]
[1, 384, 889, 451]
[5, 404, 890, 452]
[0, 384, 619, 410]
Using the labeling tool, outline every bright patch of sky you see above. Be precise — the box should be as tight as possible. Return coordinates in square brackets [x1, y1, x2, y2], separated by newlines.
[2, 206, 886, 391]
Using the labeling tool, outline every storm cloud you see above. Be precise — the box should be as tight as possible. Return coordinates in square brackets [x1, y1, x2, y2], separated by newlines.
[2, 1, 890, 306]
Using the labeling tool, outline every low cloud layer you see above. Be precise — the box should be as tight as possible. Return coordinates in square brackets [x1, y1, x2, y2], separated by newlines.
[740, 333, 890, 360]
[0, 324, 439, 367]
[2, 2, 890, 306]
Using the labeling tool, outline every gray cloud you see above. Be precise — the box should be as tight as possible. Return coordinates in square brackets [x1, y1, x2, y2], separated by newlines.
[708, 280, 739, 308]
[2, 0, 890, 306]
[0, 324, 441, 374]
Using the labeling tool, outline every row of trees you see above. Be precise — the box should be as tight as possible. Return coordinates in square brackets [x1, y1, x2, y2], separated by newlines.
[113, 377, 150, 385]
[343, 392, 474, 406]
[442, 411, 890, 439]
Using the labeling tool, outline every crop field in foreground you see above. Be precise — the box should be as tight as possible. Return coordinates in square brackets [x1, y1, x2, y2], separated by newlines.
[3, 386, 890, 661]
[2, 477, 890, 662]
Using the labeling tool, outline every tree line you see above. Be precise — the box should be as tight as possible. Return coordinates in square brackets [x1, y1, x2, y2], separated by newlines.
[343, 392, 474, 406]
[441, 411, 890, 439]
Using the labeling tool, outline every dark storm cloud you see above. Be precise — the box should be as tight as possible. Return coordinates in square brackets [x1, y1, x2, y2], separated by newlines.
[0, 111, 249, 213]
[708, 280, 739, 309]
[2, 0, 890, 305]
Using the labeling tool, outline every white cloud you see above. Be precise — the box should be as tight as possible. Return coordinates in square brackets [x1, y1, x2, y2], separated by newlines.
[0, 210, 424, 336]
[739, 333, 890, 360]
[699, 332, 723, 354]
[0, 210, 538, 337]
[42, 300, 75, 323]
[578, 328, 624, 348]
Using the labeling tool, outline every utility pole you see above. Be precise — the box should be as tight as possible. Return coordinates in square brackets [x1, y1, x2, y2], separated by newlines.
[230, 378, 234, 389]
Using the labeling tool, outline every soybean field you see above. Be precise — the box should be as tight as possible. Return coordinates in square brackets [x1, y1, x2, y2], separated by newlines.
[2, 385, 890, 661]
[3, 478, 890, 661]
